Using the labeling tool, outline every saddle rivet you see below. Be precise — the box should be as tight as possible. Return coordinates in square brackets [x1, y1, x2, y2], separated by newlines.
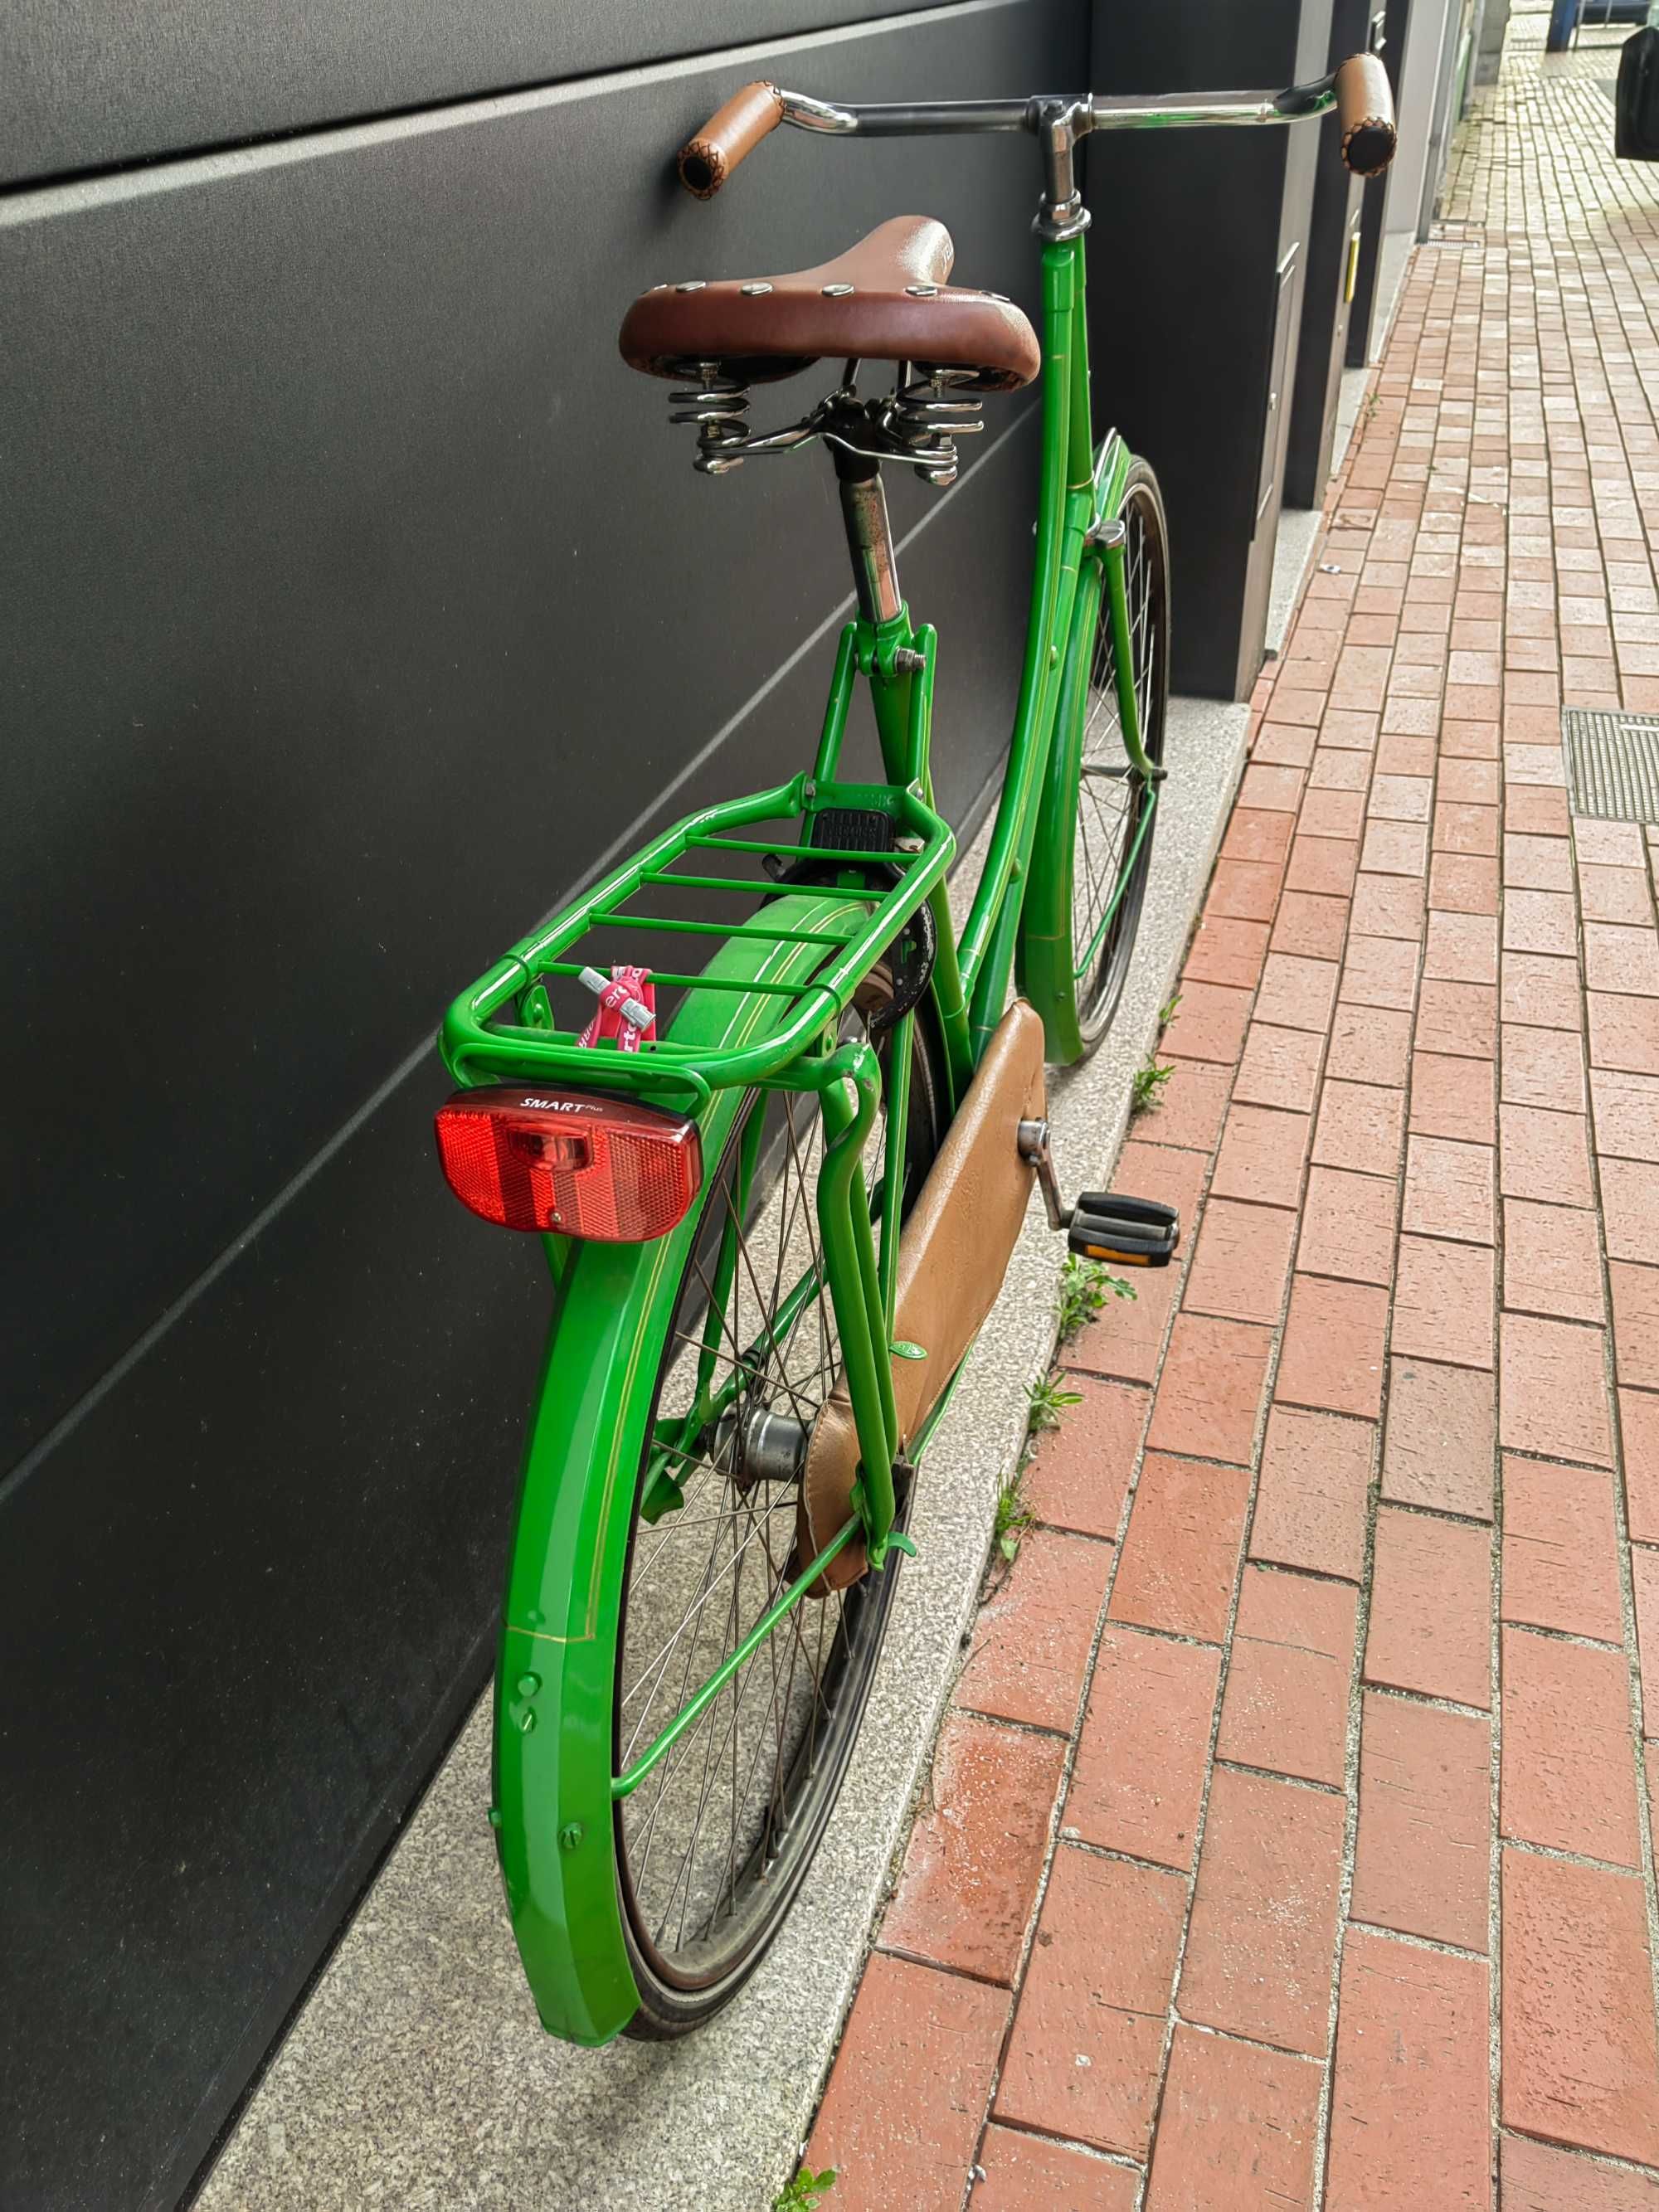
[905, 283, 941, 297]
[741, 281, 773, 296]
[674, 280, 707, 293]
[821, 282, 854, 297]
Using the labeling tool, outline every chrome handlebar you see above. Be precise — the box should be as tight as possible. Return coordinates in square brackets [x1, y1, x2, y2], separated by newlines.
[774, 84, 1332, 137]
[677, 60, 1398, 221]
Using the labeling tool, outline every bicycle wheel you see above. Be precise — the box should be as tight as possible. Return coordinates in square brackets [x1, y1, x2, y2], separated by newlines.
[615, 966, 946, 2036]
[1024, 456, 1170, 1062]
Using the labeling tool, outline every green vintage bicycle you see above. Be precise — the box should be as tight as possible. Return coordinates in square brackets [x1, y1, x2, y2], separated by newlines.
[434, 55, 1395, 2046]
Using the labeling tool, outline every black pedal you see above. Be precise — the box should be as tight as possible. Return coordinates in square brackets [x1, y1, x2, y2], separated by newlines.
[1068, 1192, 1180, 1270]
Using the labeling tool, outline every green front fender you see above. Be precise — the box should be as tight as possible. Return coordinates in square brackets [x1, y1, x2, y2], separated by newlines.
[1018, 550, 1107, 1065]
[1018, 432, 1136, 1063]
[489, 892, 867, 2045]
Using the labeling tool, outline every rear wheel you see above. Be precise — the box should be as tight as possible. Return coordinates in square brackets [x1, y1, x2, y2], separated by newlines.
[615, 969, 946, 2035]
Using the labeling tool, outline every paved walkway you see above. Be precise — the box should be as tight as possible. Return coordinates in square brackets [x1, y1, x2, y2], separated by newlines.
[805, 18, 1659, 2211]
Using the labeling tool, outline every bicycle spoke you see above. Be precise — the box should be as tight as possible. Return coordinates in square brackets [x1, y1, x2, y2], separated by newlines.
[662, 1519, 759, 1950]
[620, 1512, 777, 1738]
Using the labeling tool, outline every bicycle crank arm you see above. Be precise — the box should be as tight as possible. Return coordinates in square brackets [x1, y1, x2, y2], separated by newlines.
[1018, 1118, 1180, 1267]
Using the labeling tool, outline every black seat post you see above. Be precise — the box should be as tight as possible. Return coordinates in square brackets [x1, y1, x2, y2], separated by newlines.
[833, 443, 902, 626]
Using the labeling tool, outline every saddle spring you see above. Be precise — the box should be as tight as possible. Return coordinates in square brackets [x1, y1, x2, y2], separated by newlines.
[887, 372, 985, 489]
[669, 362, 752, 474]
[665, 361, 984, 485]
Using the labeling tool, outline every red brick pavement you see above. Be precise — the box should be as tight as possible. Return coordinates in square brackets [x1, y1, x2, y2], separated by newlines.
[806, 20, 1659, 2210]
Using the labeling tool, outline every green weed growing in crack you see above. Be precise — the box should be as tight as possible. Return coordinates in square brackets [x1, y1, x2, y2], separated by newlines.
[992, 1247, 1137, 1581]
[1026, 1370, 1082, 1434]
[992, 1470, 1035, 1566]
[1058, 1253, 1136, 1344]
[986, 1367, 1083, 1578]
[1131, 1057, 1174, 1116]
[773, 2167, 836, 2211]
[1130, 992, 1180, 1116]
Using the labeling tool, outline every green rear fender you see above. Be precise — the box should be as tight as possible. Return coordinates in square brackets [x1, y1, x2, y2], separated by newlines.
[489, 892, 864, 2045]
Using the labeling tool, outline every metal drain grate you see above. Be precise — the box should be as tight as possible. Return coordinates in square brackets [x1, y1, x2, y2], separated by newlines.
[1562, 711, 1659, 823]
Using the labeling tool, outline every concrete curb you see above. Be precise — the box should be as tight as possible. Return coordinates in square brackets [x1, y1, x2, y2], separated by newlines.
[197, 692, 1248, 2212]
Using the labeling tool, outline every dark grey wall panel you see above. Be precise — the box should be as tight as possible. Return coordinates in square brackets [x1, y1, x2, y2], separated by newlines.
[1, 0, 971, 187]
[0, 416, 1041, 2212]
[1, 1087, 548, 2212]
[1, 0, 1082, 2202]
[1, 0, 1078, 1471]
[1285, 0, 1376, 508]
[1085, 0, 1331, 697]
[1346, 0, 1411, 366]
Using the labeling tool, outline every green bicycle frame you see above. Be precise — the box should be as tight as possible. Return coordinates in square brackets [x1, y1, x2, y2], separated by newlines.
[442, 217, 1160, 2046]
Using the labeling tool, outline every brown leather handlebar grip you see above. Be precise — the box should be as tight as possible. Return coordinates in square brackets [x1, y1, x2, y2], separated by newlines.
[1335, 51, 1397, 177]
[678, 81, 786, 197]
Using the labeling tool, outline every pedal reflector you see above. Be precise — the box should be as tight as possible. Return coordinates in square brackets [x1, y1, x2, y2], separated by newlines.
[1068, 1192, 1180, 1269]
[435, 1087, 701, 1240]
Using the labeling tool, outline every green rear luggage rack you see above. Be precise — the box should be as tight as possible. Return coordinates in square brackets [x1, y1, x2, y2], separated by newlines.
[440, 771, 954, 1110]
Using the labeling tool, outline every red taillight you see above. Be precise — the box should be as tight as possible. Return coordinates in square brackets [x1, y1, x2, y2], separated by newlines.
[435, 1087, 702, 1240]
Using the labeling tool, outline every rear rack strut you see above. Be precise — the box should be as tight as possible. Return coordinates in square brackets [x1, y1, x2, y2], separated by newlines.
[440, 768, 955, 1111]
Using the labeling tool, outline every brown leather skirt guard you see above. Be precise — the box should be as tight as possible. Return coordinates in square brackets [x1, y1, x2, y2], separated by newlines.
[796, 999, 1046, 1594]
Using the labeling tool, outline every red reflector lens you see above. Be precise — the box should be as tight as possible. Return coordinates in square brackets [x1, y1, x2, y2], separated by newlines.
[434, 1087, 702, 1240]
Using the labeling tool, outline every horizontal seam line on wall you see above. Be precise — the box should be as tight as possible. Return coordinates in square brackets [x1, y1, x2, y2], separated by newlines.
[0, 396, 1039, 1509]
[0, 0, 1027, 213]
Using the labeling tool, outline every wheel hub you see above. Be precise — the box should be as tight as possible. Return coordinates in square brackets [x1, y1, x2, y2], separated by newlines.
[713, 1403, 810, 1493]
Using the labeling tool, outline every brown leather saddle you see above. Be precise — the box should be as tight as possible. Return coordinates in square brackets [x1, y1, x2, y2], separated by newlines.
[618, 216, 1041, 393]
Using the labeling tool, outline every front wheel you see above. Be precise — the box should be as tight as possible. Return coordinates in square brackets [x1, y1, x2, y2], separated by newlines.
[1022, 455, 1171, 1062]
